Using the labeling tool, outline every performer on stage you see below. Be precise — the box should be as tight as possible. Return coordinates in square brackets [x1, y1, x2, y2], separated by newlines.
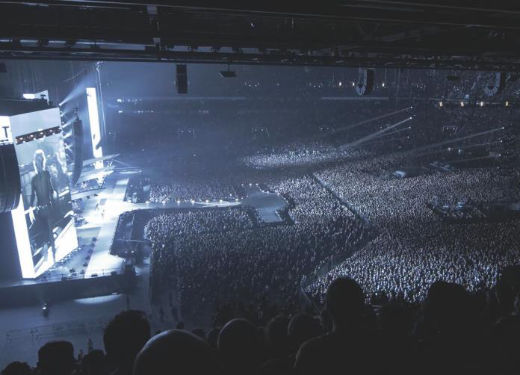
[29, 149, 57, 262]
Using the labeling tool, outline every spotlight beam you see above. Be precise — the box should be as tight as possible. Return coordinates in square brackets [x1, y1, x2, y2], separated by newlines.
[322, 106, 413, 138]
[359, 134, 410, 147]
[370, 126, 411, 140]
[411, 127, 504, 154]
[415, 140, 503, 158]
[348, 117, 413, 147]
[447, 154, 501, 164]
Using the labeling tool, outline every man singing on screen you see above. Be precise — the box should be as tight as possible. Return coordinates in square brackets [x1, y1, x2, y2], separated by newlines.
[29, 149, 57, 262]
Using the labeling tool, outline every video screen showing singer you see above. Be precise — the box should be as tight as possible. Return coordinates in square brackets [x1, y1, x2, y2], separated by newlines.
[29, 149, 57, 262]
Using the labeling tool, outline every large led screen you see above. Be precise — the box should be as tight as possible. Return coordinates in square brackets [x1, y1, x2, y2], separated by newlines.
[10, 108, 78, 278]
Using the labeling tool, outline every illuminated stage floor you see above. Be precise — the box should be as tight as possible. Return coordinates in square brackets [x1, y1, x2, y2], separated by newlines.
[242, 185, 288, 223]
[47, 176, 288, 281]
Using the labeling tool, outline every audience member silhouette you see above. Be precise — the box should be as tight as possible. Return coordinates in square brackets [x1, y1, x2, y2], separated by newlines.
[287, 313, 322, 354]
[133, 329, 221, 375]
[218, 318, 263, 375]
[4, 271, 520, 375]
[0, 361, 32, 375]
[103, 310, 151, 375]
[294, 277, 379, 375]
[79, 349, 107, 375]
[36, 341, 76, 375]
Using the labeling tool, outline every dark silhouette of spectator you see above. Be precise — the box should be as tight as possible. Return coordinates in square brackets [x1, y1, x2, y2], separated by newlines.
[378, 302, 417, 374]
[103, 310, 151, 375]
[133, 329, 221, 375]
[206, 327, 220, 349]
[37, 341, 76, 375]
[287, 313, 322, 353]
[218, 318, 263, 375]
[264, 314, 289, 359]
[495, 266, 520, 317]
[259, 315, 291, 375]
[491, 315, 520, 374]
[418, 281, 482, 374]
[79, 349, 107, 375]
[192, 328, 206, 340]
[1, 361, 32, 375]
[294, 277, 379, 375]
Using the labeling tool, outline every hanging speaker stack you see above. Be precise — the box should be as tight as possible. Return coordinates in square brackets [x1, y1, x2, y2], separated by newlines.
[176, 64, 188, 94]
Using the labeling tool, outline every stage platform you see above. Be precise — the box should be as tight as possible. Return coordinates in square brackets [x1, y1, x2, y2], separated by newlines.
[0, 173, 290, 307]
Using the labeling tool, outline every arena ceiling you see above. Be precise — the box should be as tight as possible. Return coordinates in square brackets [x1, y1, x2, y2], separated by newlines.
[1, 1, 520, 70]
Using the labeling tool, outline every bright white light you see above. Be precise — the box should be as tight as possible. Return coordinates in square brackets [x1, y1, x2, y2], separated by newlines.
[480, 101, 484, 107]
[11, 196, 34, 278]
[460, 101, 465, 107]
[75, 294, 121, 305]
[22, 93, 36, 100]
[116, 98, 123, 103]
[505, 101, 509, 107]
[53, 218, 78, 263]
[86, 87, 104, 169]
[0, 116, 12, 143]
[381, 82, 385, 87]
[439, 101, 443, 107]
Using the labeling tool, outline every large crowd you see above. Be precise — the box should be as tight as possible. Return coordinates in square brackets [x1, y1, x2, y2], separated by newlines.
[241, 142, 358, 169]
[145, 176, 371, 325]
[4, 272, 520, 375]
[149, 180, 238, 204]
[306, 152, 520, 302]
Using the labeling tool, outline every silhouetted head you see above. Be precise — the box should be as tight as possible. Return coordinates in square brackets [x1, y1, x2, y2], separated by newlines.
[496, 266, 520, 314]
[492, 315, 520, 372]
[379, 302, 413, 336]
[104, 310, 151, 371]
[206, 327, 220, 348]
[134, 330, 220, 375]
[424, 281, 471, 332]
[81, 349, 106, 375]
[191, 328, 206, 340]
[37, 341, 75, 375]
[1, 361, 32, 375]
[325, 278, 365, 329]
[288, 313, 322, 351]
[265, 314, 289, 357]
[218, 318, 263, 373]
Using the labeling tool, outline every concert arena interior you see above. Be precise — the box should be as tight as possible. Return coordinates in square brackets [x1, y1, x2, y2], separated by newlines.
[1, 1, 520, 374]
